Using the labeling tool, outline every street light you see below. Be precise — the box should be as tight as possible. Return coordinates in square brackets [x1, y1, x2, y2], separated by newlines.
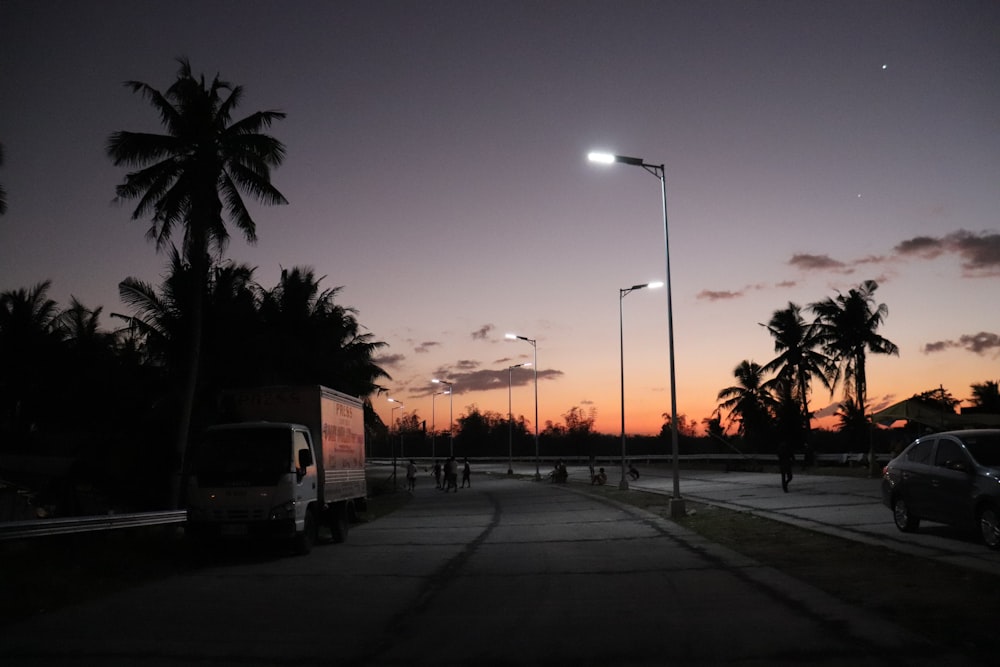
[507, 362, 531, 475]
[589, 151, 686, 517]
[431, 390, 447, 461]
[431, 379, 454, 457]
[388, 397, 404, 489]
[618, 281, 663, 490]
[506, 333, 540, 480]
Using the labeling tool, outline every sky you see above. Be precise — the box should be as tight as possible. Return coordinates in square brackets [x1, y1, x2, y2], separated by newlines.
[2, 1, 998, 436]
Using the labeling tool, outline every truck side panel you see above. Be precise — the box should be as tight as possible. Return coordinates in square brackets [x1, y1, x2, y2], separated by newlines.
[320, 390, 366, 502]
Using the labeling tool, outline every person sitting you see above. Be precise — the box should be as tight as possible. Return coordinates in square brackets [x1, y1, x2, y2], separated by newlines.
[591, 467, 607, 485]
[550, 460, 568, 483]
[627, 463, 640, 480]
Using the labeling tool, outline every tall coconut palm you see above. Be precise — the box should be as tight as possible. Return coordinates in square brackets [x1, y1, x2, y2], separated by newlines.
[716, 360, 778, 450]
[760, 302, 833, 444]
[107, 59, 287, 503]
[811, 280, 899, 474]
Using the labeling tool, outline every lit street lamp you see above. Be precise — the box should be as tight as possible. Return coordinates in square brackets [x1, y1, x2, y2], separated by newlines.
[589, 151, 686, 517]
[506, 333, 540, 480]
[619, 281, 663, 490]
[507, 362, 531, 475]
[431, 379, 454, 456]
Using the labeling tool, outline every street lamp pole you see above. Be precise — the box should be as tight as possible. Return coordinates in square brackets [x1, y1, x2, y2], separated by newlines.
[432, 379, 454, 457]
[506, 333, 540, 480]
[507, 362, 530, 475]
[388, 398, 404, 490]
[619, 282, 663, 490]
[589, 151, 685, 517]
[432, 390, 447, 462]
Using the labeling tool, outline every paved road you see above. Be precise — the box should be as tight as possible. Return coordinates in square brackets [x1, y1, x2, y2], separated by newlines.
[0, 474, 980, 666]
[473, 461, 1000, 577]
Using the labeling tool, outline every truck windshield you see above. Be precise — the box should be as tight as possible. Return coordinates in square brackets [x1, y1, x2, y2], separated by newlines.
[192, 429, 292, 487]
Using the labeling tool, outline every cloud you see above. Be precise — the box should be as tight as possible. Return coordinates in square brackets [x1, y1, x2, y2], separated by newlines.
[414, 341, 441, 354]
[788, 253, 850, 272]
[895, 230, 1000, 277]
[409, 366, 563, 396]
[696, 289, 743, 301]
[922, 331, 1000, 356]
[471, 323, 495, 340]
[373, 353, 405, 368]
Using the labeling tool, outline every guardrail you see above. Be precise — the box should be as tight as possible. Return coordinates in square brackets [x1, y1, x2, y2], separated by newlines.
[0, 510, 186, 541]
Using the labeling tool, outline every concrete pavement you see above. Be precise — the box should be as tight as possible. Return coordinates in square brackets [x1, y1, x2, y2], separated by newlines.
[476, 461, 1000, 577]
[1, 473, 983, 666]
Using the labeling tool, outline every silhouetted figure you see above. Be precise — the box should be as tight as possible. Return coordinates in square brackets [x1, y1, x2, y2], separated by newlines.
[406, 459, 417, 492]
[591, 467, 607, 485]
[445, 457, 458, 492]
[432, 460, 442, 489]
[461, 458, 471, 488]
[778, 441, 794, 492]
[627, 463, 640, 480]
[550, 460, 568, 483]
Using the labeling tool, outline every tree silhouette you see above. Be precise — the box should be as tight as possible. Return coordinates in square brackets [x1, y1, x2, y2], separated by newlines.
[760, 302, 832, 444]
[811, 280, 898, 473]
[107, 58, 287, 503]
[969, 381, 1000, 412]
[716, 360, 777, 450]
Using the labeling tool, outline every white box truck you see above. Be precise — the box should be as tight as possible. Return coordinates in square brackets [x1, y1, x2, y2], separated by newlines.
[184, 385, 367, 554]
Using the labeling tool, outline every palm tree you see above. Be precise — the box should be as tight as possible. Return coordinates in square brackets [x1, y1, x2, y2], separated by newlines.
[760, 302, 833, 445]
[259, 267, 390, 397]
[811, 280, 899, 474]
[969, 381, 1000, 413]
[107, 59, 287, 503]
[716, 360, 778, 450]
[0, 281, 61, 445]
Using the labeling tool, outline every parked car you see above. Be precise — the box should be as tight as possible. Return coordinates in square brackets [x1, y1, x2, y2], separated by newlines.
[882, 429, 1000, 549]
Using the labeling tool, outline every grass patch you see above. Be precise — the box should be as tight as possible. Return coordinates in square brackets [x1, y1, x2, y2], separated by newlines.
[578, 482, 998, 662]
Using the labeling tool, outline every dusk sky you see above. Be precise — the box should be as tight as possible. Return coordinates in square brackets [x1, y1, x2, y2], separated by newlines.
[2, 1, 998, 435]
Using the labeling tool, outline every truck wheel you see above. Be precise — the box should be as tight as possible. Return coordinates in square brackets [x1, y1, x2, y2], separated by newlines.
[294, 510, 317, 555]
[330, 502, 349, 544]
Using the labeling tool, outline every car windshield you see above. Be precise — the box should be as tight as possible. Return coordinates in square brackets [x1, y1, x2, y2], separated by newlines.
[192, 429, 292, 486]
[961, 433, 1000, 467]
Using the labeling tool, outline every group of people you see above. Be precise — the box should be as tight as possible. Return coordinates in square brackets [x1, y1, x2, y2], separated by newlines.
[418, 457, 471, 492]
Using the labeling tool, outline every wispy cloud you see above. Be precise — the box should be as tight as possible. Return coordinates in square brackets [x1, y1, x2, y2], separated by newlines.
[374, 353, 406, 368]
[471, 323, 495, 340]
[414, 341, 441, 354]
[409, 365, 562, 396]
[895, 230, 1000, 277]
[923, 331, 1000, 356]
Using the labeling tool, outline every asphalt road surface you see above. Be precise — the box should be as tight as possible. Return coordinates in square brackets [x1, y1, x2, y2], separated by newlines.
[0, 475, 980, 666]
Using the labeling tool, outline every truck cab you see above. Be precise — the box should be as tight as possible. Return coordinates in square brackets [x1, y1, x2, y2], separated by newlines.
[185, 422, 319, 552]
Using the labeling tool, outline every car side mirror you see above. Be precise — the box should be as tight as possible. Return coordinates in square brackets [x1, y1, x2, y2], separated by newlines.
[296, 449, 314, 480]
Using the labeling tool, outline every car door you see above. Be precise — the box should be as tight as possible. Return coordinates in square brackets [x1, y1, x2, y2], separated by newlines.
[899, 438, 936, 518]
[927, 436, 976, 527]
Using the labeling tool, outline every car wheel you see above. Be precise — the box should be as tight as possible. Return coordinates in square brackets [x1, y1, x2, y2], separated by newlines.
[892, 497, 920, 532]
[978, 504, 1000, 550]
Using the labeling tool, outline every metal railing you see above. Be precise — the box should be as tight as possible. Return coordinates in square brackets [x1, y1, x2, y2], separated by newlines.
[0, 510, 186, 541]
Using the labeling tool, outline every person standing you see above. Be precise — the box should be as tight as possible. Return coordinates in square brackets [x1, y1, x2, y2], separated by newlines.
[446, 457, 458, 492]
[406, 459, 418, 492]
[461, 458, 471, 488]
[432, 460, 442, 489]
[777, 441, 794, 492]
